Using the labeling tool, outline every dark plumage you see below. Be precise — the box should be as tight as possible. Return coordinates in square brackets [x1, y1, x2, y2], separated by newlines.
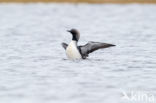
[79, 41, 115, 59]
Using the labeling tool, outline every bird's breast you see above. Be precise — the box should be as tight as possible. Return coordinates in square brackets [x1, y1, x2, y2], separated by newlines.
[66, 41, 82, 59]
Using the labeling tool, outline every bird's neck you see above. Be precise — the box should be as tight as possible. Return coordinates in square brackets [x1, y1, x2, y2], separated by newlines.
[72, 34, 78, 41]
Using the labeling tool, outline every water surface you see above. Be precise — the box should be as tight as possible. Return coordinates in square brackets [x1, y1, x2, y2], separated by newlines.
[0, 3, 156, 103]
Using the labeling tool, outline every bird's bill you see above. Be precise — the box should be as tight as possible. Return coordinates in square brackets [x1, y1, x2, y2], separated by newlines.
[67, 30, 71, 32]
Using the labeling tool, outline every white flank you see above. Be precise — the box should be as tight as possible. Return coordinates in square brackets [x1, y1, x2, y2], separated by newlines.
[66, 41, 82, 59]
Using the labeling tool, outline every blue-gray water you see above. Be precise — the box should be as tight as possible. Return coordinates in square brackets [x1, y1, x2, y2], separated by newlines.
[0, 3, 156, 103]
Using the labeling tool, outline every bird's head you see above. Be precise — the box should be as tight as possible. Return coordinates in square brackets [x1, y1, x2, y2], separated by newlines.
[67, 29, 80, 41]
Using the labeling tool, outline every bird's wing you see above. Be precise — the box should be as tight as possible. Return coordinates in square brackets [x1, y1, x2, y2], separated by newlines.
[79, 41, 115, 58]
[61, 42, 68, 50]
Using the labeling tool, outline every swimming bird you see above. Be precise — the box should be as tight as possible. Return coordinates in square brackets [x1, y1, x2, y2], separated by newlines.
[62, 29, 115, 59]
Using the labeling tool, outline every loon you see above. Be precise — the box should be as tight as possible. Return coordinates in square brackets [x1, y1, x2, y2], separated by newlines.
[62, 29, 115, 59]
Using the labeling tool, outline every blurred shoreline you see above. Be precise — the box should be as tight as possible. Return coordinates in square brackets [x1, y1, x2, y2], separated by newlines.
[0, 0, 156, 3]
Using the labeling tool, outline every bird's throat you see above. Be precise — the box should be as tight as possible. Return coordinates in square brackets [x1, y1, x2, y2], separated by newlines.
[72, 34, 78, 41]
